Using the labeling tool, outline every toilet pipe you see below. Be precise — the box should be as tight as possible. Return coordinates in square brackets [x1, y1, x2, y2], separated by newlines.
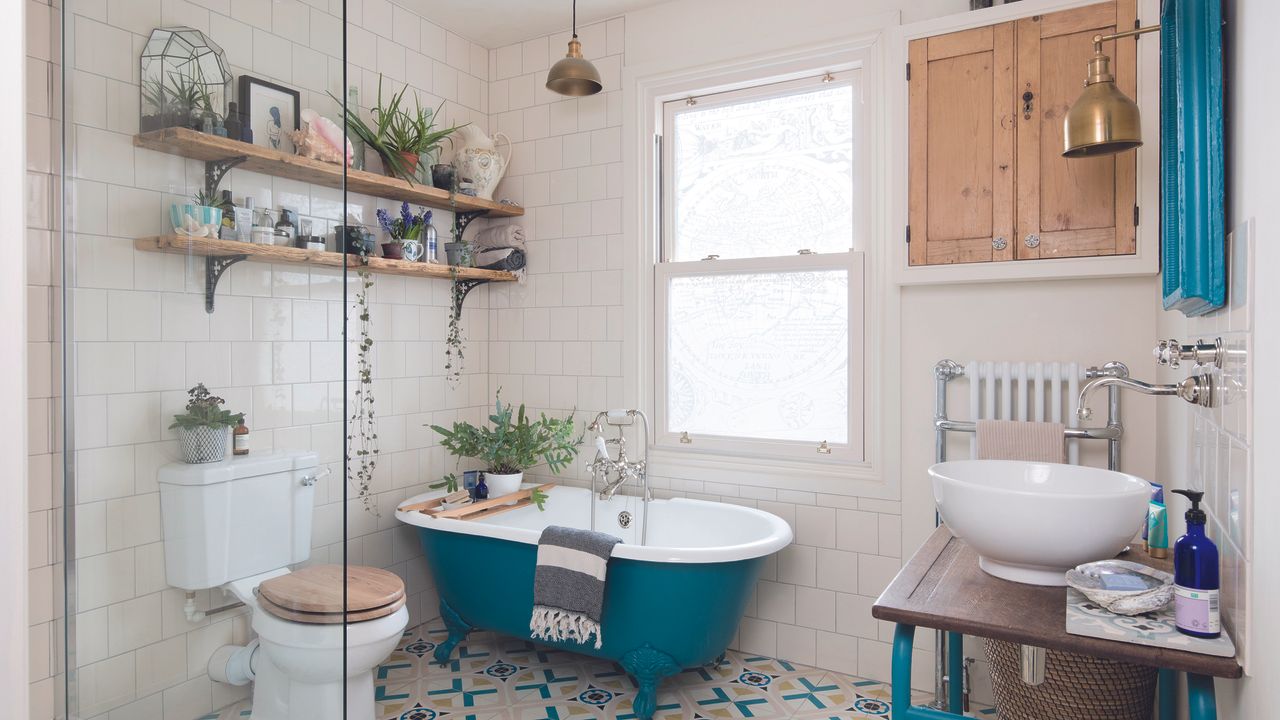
[208, 640, 258, 686]
[183, 591, 245, 623]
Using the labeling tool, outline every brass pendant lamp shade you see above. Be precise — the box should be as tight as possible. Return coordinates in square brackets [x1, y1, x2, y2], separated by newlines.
[1063, 50, 1142, 157]
[547, 0, 603, 97]
[1063, 27, 1159, 158]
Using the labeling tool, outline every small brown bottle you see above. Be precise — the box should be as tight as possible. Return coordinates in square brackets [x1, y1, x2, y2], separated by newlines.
[233, 421, 250, 455]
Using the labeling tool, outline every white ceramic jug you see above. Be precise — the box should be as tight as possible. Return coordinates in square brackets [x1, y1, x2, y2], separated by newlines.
[453, 125, 511, 201]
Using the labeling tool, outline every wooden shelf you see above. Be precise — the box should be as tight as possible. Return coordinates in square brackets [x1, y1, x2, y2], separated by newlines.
[134, 127, 524, 218]
[136, 235, 515, 312]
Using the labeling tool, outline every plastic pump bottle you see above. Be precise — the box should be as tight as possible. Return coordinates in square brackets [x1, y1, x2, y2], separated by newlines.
[1170, 489, 1221, 638]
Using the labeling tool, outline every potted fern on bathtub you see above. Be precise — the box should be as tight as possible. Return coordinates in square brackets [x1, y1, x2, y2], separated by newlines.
[429, 393, 582, 500]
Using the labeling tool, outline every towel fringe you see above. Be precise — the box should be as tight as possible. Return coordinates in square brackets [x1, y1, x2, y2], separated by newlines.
[530, 605, 604, 650]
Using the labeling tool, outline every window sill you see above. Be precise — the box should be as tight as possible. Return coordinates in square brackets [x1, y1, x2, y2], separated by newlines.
[645, 445, 892, 498]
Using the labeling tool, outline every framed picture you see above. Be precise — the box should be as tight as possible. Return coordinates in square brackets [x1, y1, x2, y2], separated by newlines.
[238, 75, 300, 155]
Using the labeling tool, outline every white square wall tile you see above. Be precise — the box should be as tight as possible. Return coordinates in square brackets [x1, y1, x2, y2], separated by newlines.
[794, 505, 836, 548]
[795, 586, 836, 632]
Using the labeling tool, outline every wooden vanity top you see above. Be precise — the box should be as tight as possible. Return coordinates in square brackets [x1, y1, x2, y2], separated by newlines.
[872, 526, 1242, 678]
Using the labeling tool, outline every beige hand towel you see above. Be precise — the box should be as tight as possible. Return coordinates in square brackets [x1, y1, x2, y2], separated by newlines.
[975, 419, 1066, 463]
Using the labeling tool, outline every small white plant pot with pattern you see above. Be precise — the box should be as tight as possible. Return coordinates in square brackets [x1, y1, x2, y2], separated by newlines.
[178, 426, 230, 464]
[485, 472, 523, 498]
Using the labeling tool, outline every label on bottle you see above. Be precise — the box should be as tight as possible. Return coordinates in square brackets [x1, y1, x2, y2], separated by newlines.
[1174, 584, 1221, 634]
[233, 433, 249, 452]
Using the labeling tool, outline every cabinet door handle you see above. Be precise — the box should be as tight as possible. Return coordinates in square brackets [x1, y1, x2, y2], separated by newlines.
[992, 236, 1008, 251]
[1022, 90, 1035, 120]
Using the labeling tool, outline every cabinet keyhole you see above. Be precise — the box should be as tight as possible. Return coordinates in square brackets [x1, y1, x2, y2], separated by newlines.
[1022, 90, 1035, 120]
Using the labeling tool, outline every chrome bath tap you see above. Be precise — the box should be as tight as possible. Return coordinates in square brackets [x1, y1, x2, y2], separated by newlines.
[587, 410, 651, 502]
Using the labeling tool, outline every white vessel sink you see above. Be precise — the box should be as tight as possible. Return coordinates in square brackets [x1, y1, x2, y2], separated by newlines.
[931, 460, 1151, 586]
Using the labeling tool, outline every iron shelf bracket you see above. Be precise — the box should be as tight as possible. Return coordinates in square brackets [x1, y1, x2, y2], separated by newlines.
[205, 254, 247, 313]
[452, 210, 489, 239]
[451, 278, 490, 316]
[205, 156, 247, 196]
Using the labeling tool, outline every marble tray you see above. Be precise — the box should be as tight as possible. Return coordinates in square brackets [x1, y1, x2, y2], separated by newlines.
[1065, 588, 1236, 658]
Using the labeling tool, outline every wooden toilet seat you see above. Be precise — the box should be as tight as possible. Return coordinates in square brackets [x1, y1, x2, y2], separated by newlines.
[257, 565, 406, 624]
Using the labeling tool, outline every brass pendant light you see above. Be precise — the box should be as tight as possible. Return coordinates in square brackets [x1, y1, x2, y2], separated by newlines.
[1062, 27, 1159, 158]
[547, 0, 603, 97]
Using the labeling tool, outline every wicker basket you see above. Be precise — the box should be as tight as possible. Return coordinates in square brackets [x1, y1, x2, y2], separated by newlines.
[984, 638, 1157, 720]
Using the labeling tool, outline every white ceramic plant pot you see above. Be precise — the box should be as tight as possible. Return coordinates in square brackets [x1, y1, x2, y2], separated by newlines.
[485, 472, 523, 498]
[177, 426, 230, 464]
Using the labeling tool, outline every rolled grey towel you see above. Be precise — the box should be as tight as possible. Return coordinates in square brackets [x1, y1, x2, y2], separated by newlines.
[474, 247, 526, 272]
[473, 224, 526, 250]
[530, 525, 621, 649]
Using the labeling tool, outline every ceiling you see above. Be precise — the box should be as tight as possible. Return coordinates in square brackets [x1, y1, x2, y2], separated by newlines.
[405, 0, 664, 48]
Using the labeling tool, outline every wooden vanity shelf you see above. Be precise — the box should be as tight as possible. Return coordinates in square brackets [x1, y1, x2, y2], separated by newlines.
[134, 127, 524, 219]
[135, 235, 516, 312]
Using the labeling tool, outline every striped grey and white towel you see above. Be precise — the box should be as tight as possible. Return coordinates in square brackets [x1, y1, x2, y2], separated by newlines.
[529, 525, 621, 649]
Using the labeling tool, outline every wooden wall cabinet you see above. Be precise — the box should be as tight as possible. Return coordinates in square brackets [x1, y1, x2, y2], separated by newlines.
[908, 0, 1137, 267]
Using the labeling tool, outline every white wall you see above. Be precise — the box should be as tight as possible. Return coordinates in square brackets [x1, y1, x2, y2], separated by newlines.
[6, 1, 32, 718]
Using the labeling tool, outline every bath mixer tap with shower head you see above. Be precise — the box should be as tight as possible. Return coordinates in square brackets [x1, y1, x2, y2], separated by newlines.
[587, 410, 651, 502]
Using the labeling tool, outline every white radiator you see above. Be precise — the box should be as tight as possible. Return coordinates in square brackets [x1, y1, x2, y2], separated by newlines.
[961, 361, 1084, 465]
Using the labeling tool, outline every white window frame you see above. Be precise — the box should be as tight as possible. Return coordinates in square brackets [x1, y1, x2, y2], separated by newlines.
[654, 251, 866, 462]
[652, 69, 870, 466]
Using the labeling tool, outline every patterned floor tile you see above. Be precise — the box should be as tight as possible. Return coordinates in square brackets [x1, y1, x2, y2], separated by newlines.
[206, 623, 953, 720]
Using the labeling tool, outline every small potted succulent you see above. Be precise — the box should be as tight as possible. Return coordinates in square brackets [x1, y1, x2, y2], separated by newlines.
[376, 201, 427, 260]
[430, 393, 582, 498]
[336, 75, 463, 182]
[170, 188, 224, 238]
[170, 383, 243, 464]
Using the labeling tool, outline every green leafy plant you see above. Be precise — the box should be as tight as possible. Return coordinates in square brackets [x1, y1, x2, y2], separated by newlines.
[429, 393, 583, 477]
[332, 75, 465, 181]
[169, 383, 243, 430]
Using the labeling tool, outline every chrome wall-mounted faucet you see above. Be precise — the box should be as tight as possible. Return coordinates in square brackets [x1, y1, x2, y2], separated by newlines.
[1076, 374, 1214, 420]
[1077, 338, 1221, 421]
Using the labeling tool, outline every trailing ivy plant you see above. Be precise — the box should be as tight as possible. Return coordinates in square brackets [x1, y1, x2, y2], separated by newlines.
[445, 265, 466, 389]
[347, 251, 380, 515]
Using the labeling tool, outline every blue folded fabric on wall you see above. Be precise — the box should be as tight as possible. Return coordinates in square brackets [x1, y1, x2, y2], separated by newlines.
[530, 525, 621, 649]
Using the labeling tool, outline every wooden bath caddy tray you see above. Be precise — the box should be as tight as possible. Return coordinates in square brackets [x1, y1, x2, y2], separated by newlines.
[398, 483, 555, 521]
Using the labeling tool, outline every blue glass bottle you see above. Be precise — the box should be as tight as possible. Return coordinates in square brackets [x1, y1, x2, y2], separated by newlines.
[473, 473, 489, 501]
[1170, 489, 1220, 638]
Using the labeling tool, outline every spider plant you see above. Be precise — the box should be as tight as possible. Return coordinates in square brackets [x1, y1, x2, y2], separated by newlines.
[332, 75, 464, 181]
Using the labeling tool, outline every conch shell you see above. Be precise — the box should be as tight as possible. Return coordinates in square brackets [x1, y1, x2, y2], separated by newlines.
[291, 108, 354, 166]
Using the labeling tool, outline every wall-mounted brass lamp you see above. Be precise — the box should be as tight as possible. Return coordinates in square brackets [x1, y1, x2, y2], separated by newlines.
[1062, 25, 1161, 158]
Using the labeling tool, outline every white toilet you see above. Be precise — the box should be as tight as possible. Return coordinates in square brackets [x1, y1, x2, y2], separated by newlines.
[159, 451, 409, 720]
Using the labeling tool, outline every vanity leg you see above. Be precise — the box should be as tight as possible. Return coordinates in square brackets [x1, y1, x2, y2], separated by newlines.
[1187, 673, 1217, 720]
[1158, 667, 1177, 720]
[434, 598, 472, 666]
[892, 625, 966, 720]
[947, 632, 964, 713]
[892, 624, 916, 719]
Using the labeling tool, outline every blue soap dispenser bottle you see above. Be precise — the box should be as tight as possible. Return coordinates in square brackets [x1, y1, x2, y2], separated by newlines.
[1170, 489, 1220, 638]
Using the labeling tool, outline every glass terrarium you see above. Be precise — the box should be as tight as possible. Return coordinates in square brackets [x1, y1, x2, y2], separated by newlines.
[139, 26, 233, 133]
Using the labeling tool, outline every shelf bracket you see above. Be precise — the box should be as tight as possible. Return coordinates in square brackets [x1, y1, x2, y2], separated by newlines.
[205, 156, 247, 196]
[205, 254, 247, 313]
[451, 278, 490, 316]
[452, 210, 489, 240]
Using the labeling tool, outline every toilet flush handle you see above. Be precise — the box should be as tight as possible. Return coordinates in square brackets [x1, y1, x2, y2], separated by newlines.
[301, 467, 332, 487]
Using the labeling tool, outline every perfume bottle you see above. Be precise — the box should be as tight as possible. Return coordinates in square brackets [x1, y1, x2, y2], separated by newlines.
[225, 102, 243, 141]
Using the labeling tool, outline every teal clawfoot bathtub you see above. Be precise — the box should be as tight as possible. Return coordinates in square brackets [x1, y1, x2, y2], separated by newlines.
[396, 486, 792, 720]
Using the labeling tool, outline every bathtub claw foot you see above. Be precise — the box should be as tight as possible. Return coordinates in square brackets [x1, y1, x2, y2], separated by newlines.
[622, 645, 681, 720]
[434, 599, 473, 666]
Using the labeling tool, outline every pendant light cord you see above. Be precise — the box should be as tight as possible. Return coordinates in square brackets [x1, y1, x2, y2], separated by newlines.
[572, 0, 578, 39]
